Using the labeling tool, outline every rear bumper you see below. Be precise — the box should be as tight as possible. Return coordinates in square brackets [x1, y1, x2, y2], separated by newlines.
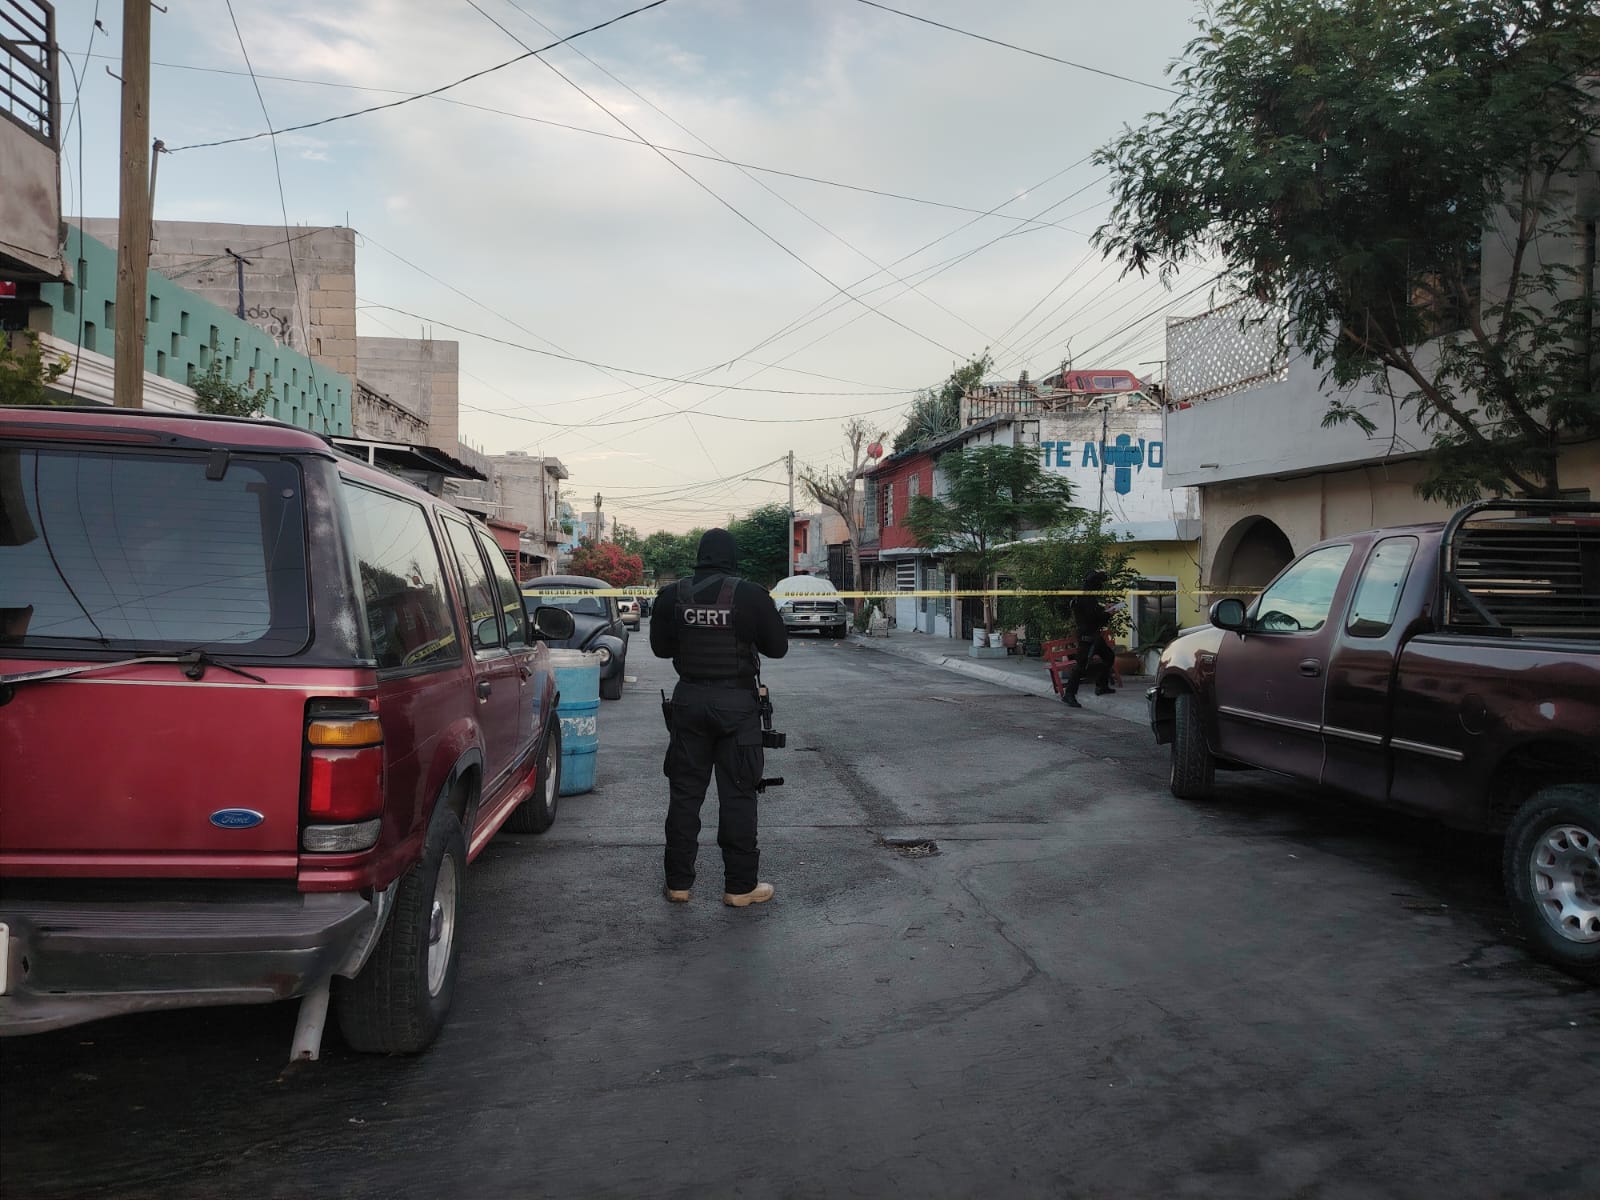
[0, 888, 385, 1036]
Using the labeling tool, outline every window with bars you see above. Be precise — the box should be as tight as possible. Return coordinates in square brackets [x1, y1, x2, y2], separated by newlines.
[883, 482, 895, 527]
[896, 561, 917, 590]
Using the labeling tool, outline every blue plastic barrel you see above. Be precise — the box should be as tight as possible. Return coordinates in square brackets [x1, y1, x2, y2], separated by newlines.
[548, 649, 600, 795]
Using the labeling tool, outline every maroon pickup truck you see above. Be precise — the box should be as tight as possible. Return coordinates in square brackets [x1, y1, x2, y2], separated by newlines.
[1148, 500, 1600, 977]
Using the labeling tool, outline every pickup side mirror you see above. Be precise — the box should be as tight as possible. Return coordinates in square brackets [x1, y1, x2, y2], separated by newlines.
[528, 602, 575, 641]
[1209, 597, 1247, 632]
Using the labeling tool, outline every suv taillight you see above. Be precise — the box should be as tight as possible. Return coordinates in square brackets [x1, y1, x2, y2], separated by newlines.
[301, 700, 385, 852]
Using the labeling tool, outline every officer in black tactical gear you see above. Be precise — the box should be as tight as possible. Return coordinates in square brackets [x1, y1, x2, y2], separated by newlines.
[651, 528, 789, 907]
[1061, 569, 1118, 709]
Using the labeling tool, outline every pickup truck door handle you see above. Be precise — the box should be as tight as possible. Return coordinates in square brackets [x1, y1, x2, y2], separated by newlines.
[1298, 659, 1322, 678]
[477, 680, 492, 700]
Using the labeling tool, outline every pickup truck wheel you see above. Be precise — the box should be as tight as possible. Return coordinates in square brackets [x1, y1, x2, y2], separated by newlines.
[1169, 691, 1215, 800]
[503, 722, 561, 835]
[335, 806, 467, 1053]
[1504, 784, 1600, 978]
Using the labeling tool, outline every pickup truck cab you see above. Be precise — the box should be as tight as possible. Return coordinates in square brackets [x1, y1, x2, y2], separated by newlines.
[0, 408, 576, 1057]
[1148, 500, 1600, 977]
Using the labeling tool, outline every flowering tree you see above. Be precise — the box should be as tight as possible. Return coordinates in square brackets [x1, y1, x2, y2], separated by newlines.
[567, 538, 644, 588]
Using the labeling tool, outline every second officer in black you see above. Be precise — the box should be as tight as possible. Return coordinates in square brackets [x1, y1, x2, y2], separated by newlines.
[651, 528, 789, 907]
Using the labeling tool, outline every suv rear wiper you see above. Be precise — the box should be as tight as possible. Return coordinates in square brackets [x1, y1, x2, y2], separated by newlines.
[173, 648, 266, 683]
[0, 649, 266, 690]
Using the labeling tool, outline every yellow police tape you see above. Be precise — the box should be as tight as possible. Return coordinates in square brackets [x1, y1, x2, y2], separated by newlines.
[524, 587, 1250, 599]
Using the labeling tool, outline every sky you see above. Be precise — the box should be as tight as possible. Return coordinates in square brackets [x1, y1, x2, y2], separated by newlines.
[52, 0, 1219, 533]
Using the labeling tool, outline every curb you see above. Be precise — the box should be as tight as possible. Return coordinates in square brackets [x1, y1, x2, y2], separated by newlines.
[847, 635, 1151, 729]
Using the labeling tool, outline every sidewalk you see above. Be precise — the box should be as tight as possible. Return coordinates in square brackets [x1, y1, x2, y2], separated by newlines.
[847, 629, 1153, 729]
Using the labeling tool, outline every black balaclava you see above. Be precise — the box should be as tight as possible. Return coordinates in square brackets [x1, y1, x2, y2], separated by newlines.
[695, 528, 740, 574]
[1084, 570, 1109, 590]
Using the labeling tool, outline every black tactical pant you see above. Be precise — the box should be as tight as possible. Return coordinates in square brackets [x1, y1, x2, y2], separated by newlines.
[663, 680, 764, 895]
[1063, 633, 1114, 696]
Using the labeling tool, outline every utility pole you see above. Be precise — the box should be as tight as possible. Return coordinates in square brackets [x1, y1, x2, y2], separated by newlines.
[113, 0, 154, 408]
[593, 492, 603, 542]
[1097, 398, 1109, 517]
[224, 248, 250, 319]
[786, 450, 796, 577]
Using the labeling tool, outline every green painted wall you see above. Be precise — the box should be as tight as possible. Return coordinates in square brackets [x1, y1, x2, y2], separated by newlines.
[39, 227, 351, 434]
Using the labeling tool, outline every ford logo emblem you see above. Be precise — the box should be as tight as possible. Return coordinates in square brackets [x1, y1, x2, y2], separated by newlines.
[210, 808, 265, 830]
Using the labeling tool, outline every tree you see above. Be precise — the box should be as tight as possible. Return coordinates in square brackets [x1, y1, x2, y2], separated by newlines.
[891, 353, 992, 453]
[727, 503, 791, 586]
[0, 332, 69, 407]
[1095, 0, 1600, 502]
[566, 538, 644, 588]
[907, 443, 1078, 633]
[640, 529, 700, 582]
[800, 417, 883, 605]
[191, 358, 272, 418]
[998, 513, 1136, 642]
[611, 523, 644, 557]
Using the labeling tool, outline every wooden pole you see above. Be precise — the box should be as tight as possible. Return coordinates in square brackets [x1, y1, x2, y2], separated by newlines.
[113, 0, 153, 408]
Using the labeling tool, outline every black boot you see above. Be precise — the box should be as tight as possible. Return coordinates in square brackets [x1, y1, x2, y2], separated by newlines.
[1062, 691, 1082, 708]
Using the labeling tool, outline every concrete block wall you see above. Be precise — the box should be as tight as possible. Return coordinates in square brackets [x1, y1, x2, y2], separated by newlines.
[75, 220, 358, 382]
[357, 336, 460, 454]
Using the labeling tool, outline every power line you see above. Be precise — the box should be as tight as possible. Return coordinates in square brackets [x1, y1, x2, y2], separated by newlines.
[222, 0, 324, 422]
[356, 302, 921, 395]
[465, 0, 966, 361]
[165, 0, 673, 153]
[73, 51, 1086, 234]
[498, 0, 1024, 365]
[853, 0, 1178, 95]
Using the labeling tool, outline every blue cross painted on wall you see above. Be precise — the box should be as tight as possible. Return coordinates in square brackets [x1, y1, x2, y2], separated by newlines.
[1103, 434, 1145, 495]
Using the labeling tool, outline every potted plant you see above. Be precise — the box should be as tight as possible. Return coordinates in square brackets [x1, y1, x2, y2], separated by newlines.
[1134, 618, 1180, 676]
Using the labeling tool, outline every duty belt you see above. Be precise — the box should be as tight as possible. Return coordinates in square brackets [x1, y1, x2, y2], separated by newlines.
[679, 676, 754, 690]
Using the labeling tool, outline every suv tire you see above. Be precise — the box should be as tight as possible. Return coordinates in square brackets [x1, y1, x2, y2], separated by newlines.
[1503, 783, 1600, 979]
[503, 722, 561, 835]
[336, 805, 467, 1054]
[1169, 690, 1215, 800]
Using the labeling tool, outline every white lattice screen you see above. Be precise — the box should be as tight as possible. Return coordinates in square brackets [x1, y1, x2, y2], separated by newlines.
[1166, 296, 1289, 404]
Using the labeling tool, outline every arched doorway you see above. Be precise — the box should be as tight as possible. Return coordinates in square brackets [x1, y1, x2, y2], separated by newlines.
[1211, 516, 1294, 590]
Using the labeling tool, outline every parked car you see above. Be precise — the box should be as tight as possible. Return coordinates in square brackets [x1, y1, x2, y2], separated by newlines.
[1147, 500, 1600, 977]
[521, 575, 630, 699]
[618, 596, 641, 630]
[772, 575, 849, 638]
[0, 407, 577, 1058]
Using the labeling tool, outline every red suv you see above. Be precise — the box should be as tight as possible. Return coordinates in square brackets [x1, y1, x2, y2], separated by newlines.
[0, 408, 574, 1057]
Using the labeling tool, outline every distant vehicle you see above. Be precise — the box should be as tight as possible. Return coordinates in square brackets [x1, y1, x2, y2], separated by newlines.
[1148, 500, 1600, 978]
[618, 596, 641, 629]
[0, 406, 576, 1058]
[1039, 368, 1144, 394]
[522, 575, 630, 699]
[772, 575, 848, 638]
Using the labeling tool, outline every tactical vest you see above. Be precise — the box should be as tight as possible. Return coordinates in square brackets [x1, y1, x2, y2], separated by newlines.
[673, 575, 756, 682]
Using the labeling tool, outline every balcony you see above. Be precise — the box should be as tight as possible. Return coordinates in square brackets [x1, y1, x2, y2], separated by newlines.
[1162, 296, 1434, 488]
[0, 0, 64, 281]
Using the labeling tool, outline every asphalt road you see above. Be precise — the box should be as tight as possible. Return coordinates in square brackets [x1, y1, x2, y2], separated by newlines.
[2, 626, 1596, 1199]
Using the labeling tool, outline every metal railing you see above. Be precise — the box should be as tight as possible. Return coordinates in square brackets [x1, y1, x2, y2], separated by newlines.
[0, 0, 56, 147]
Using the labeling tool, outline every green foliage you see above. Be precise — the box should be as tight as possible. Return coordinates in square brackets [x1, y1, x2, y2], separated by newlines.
[907, 443, 1078, 629]
[566, 537, 645, 588]
[191, 358, 272, 419]
[1095, 0, 1600, 501]
[611, 523, 644, 557]
[891, 353, 992, 452]
[0, 332, 70, 407]
[998, 514, 1136, 641]
[639, 529, 701, 582]
[727, 503, 792, 587]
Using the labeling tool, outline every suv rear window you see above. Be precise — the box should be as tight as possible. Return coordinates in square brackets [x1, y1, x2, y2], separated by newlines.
[0, 446, 309, 654]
